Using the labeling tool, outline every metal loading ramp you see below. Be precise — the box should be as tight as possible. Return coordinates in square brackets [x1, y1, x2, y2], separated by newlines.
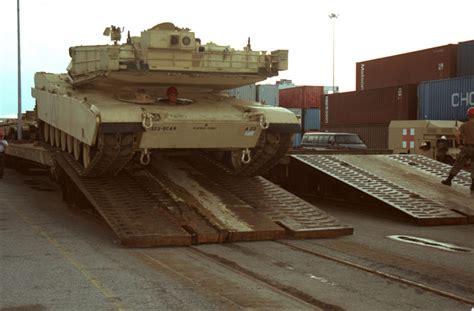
[291, 154, 473, 225]
[188, 157, 354, 239]
[53, 153, 353, 247]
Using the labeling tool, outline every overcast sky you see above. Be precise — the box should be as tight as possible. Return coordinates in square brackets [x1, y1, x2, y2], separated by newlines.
[1, 0, 473, 117]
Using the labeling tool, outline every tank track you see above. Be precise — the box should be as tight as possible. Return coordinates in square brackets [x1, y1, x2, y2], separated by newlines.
[82, 133, 135, 177]
[203, 131, 292, 177]
[40, 121, 135, 177]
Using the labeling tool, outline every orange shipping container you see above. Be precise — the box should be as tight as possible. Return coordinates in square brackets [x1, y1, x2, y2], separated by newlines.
[279, 86, 324, 108]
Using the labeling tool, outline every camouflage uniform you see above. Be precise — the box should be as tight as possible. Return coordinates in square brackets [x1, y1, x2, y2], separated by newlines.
[449, 145, 474, 178]
[442, 119, 474, 189]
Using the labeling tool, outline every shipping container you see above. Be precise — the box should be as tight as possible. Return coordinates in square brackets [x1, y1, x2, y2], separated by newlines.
[279, 86, 324, 108]
[276, 79, 295, 89]
[227, 84, 257, 101]
[303, 108, 320, 130]
[324, 86, 339, 94]
[256, 84, 279, 106]
[321, 124, 390, 149]
[322, 84, 417, 127]
[292, 133, 302, 148]
[417, 76, 474, 121]
[356, 44, 458, 91]
[457, 40, 474, 77]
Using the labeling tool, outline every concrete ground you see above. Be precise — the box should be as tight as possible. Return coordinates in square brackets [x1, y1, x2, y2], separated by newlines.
[1, 168, 473, 310]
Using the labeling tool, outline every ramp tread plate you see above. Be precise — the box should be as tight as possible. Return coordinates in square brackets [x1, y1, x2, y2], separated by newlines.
[150, 158, 285, 242]
[190, 158, 353, 238]
[54, 154, 191, 247]
[134, 171, 221, 244]
[388, 154, 471, 187]
[294, 155, 466, 225]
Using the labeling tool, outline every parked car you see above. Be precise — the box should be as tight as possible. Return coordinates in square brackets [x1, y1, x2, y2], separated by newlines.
[300, 132, 368, 150]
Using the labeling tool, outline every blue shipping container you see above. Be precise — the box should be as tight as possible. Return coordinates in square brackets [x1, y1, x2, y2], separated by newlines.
[227, 84, 257, 101]
[257, 85, 279, 106]
[457, 40, 474, 77]
[292, 133, 302, 148]
[417, 76, 474, 121]
[303, 108, 320, 130]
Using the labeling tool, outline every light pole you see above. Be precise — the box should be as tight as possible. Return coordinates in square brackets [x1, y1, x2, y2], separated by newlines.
[17, 0, 22, 140]
[329, 13, 339, 94]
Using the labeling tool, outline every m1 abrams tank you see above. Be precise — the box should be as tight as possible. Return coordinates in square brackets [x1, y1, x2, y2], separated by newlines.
[32, 22, 299, 177]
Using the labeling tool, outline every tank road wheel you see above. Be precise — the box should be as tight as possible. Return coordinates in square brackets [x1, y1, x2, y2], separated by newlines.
[66, 135, 74, 153]
[54, 128, 61, 148]
[43, 123, 50, 143]
[49, 126, 55, 146]
[83, 144, 91, 168]
[73, 139, 81, 161]
[60, 131, 67, 151]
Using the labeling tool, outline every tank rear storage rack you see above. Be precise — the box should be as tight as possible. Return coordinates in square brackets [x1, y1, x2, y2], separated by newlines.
[52, 152, 352, 247]
[281, 154, 473, 225]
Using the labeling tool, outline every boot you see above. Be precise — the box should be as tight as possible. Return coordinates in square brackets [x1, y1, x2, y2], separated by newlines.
[441, 174, 454, 186]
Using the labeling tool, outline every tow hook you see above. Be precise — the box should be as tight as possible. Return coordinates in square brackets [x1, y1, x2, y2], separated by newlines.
[140, 148, 151, 166]
[142, 112, 153, 129]
[241, 148, 251, 164]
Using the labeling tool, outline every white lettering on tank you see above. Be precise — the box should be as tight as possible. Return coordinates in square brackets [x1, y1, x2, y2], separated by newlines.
[451, 91, 474, 107]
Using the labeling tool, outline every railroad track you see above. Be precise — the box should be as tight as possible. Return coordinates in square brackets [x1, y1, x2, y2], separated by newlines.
[135, 241, 474, 310]
[276, 241, 474, 306]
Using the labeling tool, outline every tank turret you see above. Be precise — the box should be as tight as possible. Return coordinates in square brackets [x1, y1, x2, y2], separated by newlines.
[33, 23, 299, 177]
[67, 22, 288, 89]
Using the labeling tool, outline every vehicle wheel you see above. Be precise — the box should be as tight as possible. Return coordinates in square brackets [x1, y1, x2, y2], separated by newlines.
[73, 139, 81, 161]
[83, 144, 91, 168]
[49, 126, 55, 146]
[61, 131, 67, 151]
[67, 135, 74, 153]
[43, 123, 50, 143]
[54, 128, 61, 148]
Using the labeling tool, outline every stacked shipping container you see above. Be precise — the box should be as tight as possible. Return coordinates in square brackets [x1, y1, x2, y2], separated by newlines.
[279, 86, 324, 108]
[279, 86, 324, 147]
[324, 40, 473, 149]
[418, 75, 474, 121]
[457, 40, 474, 77]
[256, 85, 279, 106]
[356, 44, 458, 91]
[227, 84, 257, 101]
[321, 85, 417, 149]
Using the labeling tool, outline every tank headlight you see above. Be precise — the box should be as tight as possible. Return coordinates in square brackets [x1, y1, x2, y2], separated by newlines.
[182, 36, 191, 46]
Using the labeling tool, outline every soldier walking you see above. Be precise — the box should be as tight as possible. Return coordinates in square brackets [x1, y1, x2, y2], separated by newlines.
[442, 107, 474, 191]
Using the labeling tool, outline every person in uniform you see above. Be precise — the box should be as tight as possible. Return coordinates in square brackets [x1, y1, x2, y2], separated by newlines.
[166, 86, 179, 104]
[435, 136, 449, 164]
[0, 128, 8, 178]
[442, 107, 474, 191]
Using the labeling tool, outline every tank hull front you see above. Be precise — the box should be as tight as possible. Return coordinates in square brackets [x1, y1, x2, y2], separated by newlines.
[32, 73, 300, 151]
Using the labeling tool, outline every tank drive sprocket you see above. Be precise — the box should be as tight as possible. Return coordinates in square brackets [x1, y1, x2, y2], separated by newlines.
[206, 131, 292, 177]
